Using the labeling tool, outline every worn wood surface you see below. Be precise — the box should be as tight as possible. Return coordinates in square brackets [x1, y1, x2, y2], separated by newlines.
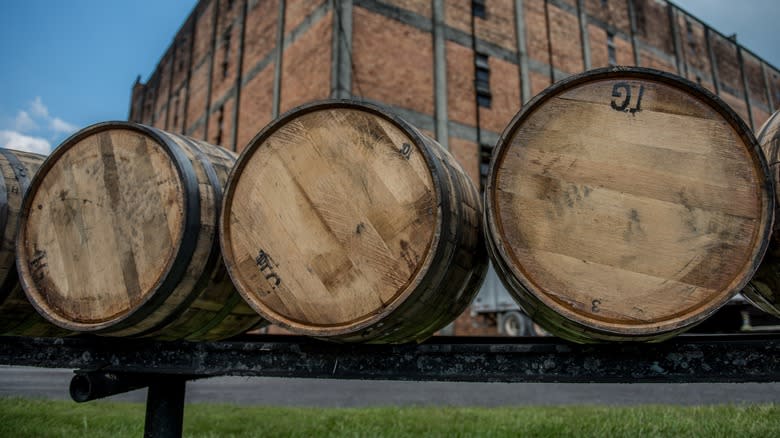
[0, 149, 65, 336]
[485, 67, 773, 342]
[744, 110, 780, 318]
[17, 123, 264, 340]
[221, 101, 488, 343]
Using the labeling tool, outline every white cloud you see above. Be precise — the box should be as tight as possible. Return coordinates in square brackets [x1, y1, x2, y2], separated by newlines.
[14, 111, 37, 132]
[3, 97, 78, 150]
[30, 96, 49, 119]
[50, 117, 77, 135]
[0, 130, 51, 155]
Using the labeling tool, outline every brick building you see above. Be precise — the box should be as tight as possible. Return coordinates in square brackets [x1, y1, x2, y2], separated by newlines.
[128, 0, 780, 335]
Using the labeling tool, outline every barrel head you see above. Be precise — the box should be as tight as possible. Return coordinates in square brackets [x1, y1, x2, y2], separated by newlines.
[486, 68, 773, 339]
[222, 102, 439, 336]
[17, 124, 187, 329]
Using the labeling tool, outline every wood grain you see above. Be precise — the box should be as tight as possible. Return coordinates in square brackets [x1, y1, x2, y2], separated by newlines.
[485, 67, 773, 342]
[221, 101, 488, 343]
[743, 110, 780, 318]
[0, 149, 66, 336]
[17, 123, 264, 340]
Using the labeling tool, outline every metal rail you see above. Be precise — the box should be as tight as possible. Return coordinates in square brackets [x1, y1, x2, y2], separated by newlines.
[2, 333, 779, 382]
[1, 333, 778, 437]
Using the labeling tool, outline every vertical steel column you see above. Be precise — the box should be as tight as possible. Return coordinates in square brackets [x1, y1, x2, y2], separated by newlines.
[230, 0, 249, 151]
[667, 3, 684, 75]
[704, 26, 720, 96]
[272, 0, 286, 118]
[626, 0, 640, 66]
[469, 0, 485, 151]
[164, 42, 178, 131]
[433, 0, 448, 149]
[514, 0, 531, 104]
[182, 13, 198, 134]
[761, 62, 775, 113]
[576, 0, 591, 71]
[330, 0, 353, 100]
[735, 40, 755, 130]
[204, 0, 221, 141]
[543, 0, 555, 83]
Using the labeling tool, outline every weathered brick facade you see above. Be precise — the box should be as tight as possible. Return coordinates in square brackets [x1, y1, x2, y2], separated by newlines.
[129, 0, 780, 336]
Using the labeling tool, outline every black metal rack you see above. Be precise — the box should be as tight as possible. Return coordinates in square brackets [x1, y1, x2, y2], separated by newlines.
[1, 333, 779, 437]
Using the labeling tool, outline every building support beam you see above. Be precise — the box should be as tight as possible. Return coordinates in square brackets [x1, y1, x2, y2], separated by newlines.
[704, 27, 720, 96]
[164, 43, 178, 131]
[667, 4, 684, 75]
[432, 0, 448, 149]
[735, 40, 755, 130]
[626, 0, 640, 66]
[182, 14, 198, 134]
[514, 0, 531, 104]
[576, 0, 591, 71]
[762, 62, 775, 113]
[230, 0, 249, 151]
[204, 0, 221, 141]
[272, 0, 286, 118]
[543, 0, 555, 83]
[330, 0, 353, 99]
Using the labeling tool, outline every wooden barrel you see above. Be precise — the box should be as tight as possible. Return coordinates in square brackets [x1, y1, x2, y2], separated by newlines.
[744, 110, 780, 318]
[17, 122, 265, 340]
[484, 67, 774, 343]
[0, 149, 65, 336]
[220, 100, 488, 343]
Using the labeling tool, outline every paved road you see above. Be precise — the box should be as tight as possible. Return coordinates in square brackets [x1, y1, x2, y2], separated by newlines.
[1, 366, 778, 407]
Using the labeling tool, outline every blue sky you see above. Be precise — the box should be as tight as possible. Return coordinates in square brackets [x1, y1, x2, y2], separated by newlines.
[0, 1, 778, 155]
[0, 1, 196, 154]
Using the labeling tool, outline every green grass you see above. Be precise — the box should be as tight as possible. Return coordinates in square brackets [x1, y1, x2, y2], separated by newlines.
[0, 398, 777, 437]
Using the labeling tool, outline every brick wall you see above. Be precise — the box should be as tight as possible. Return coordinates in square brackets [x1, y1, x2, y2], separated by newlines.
[475, 0, 517, 52]
[447, 41, 475, 127]
[584, 0, 630, 34]
[352, 6, 434, 116]
[279, 8, 331, 113]
[479, 56, 520, 134]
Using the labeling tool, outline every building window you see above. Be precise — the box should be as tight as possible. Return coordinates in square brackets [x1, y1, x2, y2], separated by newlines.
[472, 0, 486, 19]
[222, 26, 232, 79]
[607, 32, 617, 66]
[634, 2, 646, 36]
[600, 0, 608, 8]
[475, 52, 491, 108]
[227, 0, 235, 10]
[685, 19, 697, 54]
[479, 143, 493, 191]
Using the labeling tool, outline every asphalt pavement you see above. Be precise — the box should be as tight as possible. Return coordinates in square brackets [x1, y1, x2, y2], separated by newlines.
[1, 366, 778, 407]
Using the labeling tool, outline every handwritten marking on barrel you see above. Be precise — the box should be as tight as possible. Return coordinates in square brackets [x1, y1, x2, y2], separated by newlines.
[591, 299, 601, 313]
[610, 82, 645, 114]
[255, 249, 281, 295]
[30, 249, 47, 282]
